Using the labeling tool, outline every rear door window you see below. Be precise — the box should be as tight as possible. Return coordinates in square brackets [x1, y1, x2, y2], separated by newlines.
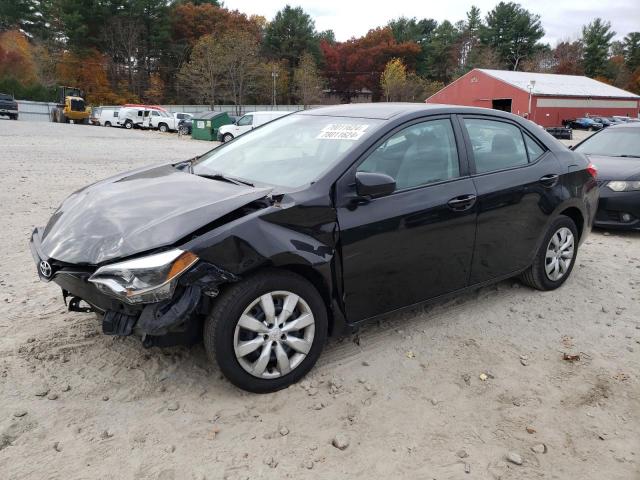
[524, 134, 545, 162]
[463, 118, 529, 174]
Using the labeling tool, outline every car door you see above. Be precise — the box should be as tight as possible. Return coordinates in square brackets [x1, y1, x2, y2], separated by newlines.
[458, 115, 564, 284]
[151, 110, 160, 128]
[235, 114, 253, 135]
[336, 116, 478, 323]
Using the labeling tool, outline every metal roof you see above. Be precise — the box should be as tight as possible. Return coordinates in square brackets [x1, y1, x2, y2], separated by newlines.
[478, 69, 640, 99]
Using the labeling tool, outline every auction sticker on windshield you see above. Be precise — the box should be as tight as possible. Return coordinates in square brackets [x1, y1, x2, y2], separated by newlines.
[317, 124, 369, 140]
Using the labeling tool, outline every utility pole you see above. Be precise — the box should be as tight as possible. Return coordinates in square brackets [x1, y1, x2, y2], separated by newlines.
[527, 80, 536, 120]
[272, 66, 279, 109]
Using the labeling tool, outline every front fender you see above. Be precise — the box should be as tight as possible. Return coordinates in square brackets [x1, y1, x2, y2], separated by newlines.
[181, 202, 345, 332]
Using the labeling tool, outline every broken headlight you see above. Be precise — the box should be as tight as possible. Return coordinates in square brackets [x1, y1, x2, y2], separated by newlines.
[88, 249, 198, 304]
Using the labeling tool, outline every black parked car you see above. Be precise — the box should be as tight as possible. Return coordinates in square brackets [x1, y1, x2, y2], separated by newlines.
[30, 104, 599, 392]
[0, 92, 19, 120]
[574, 122, 640, 230]
[178, 117, 192, 135]
[564, 117, 604, 131]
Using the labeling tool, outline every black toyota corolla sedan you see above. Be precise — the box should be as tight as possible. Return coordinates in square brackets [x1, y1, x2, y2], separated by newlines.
[573, 122, 640, 230]
[30, 104, 599, 392]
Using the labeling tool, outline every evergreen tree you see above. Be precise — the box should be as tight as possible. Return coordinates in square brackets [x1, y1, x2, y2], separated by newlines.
[481, 2, 544, 70]
[581, 18, 615, 78]
[623, 32, 640, 71]
[263, 5, 319, 68]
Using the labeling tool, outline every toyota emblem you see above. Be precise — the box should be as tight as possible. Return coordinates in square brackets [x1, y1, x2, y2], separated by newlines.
[39, 260, 52, 278]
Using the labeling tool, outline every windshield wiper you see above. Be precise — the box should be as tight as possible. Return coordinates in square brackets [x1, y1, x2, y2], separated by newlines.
[197, 172, 254, 187]
[617, 154, 640, 158]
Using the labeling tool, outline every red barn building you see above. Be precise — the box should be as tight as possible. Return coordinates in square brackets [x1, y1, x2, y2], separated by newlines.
[426, 68, 640, 127]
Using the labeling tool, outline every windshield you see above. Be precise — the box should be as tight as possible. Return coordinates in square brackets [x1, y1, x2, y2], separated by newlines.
[194, 114, 383, 188]
[575, 128, 640, 157]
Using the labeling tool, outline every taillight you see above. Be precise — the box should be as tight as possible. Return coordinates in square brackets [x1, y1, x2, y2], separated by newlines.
[587, 163, 597, 179]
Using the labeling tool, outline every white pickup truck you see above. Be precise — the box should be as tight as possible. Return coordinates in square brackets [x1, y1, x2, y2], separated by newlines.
[149, 110, 180, 132]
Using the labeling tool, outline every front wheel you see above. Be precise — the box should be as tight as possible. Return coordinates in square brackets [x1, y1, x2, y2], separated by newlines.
[223, 133, 234, 143]
[158, 123, 168, 133]
[204, 270, 328, 393]
[124, 120, 133, 129]
[520, 216, 578, 290]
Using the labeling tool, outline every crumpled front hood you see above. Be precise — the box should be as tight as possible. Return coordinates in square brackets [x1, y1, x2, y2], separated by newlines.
[587, 155, 640, 181]
[40, 164, 271, 265]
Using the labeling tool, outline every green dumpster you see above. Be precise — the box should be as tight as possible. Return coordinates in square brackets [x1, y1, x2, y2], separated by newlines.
[191, 111, 232, 141]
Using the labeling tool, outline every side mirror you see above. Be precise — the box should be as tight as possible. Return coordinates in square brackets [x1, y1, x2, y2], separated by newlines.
[355, 171, 396, 198]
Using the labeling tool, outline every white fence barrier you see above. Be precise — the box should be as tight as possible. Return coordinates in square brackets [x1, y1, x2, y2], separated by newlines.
[15, 101, 306, 122]
[15, 100, 58, 122]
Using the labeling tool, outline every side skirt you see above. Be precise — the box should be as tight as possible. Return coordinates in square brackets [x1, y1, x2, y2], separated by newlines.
[342, 267, 530, 332]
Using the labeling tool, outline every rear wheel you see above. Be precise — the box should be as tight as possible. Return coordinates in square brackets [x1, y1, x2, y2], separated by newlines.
[223, 133, 234, 143]
[520, 216, 578, 290]
[204, 270, 328, 393]
[104, 121, 111, 127]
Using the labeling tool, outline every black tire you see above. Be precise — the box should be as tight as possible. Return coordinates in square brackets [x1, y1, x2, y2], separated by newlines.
[520, 215, 579, 291]
[158, 123, 168, 133]
[124, 120, 133, 129]
[204, 270, 328, 393]
[223, 133, 234, 143]
[105, 121, 111, 127]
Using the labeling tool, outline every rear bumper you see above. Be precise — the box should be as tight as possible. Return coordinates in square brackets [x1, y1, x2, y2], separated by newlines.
[594, 188, 640, 230]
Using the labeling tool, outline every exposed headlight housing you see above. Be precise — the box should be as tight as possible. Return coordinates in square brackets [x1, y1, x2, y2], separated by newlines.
[607, 180, 640, 192]
[88, 249, 198, 304]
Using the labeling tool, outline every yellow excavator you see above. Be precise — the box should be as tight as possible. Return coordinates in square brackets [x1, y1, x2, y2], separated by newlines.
[50, 86, 91, 124]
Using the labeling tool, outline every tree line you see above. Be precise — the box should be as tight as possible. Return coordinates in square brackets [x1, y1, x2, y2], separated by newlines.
[0, 1, 638, 107]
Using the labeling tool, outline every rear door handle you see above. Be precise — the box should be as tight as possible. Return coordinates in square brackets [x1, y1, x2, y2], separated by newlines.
[447, 194, 477, 211]
[539, 174, 559, 187]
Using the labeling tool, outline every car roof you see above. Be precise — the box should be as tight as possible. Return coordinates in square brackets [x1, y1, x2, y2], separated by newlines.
[298, 102, 532, 120]
[609, 121, 640, 129]
[247, 111, 284, 116]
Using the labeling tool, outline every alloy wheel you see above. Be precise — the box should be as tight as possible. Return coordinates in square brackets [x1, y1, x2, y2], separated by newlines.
[545, 227, 575, 281]
[233, 290, 315, 379]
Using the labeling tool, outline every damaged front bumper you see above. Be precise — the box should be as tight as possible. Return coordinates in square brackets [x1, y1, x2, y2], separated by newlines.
[30, 227, 237, 346]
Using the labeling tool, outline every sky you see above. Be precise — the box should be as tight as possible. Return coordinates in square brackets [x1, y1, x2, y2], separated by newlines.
[224, 0, 639, 45]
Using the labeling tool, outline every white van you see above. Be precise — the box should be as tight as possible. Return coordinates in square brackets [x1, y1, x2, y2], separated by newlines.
[98, 108, 119, 127]
[117, 107, 151, 129]
[217, 111, 291, 142]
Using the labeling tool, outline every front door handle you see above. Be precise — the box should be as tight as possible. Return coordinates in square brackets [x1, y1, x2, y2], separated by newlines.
[447, 194, 477, 211]
[539, 174, 559, 187]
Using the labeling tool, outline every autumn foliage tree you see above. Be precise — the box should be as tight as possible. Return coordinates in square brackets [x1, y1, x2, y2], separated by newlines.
[294, 52, 324, 107]
[380, 58, 407, 101]
[321, 27, 421, 101]
[170, 3, 262, 47]
[178, 34, 225, 107]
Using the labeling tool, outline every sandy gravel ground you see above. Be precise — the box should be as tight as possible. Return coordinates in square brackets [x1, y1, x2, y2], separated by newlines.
[0, 120, 638, 480]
